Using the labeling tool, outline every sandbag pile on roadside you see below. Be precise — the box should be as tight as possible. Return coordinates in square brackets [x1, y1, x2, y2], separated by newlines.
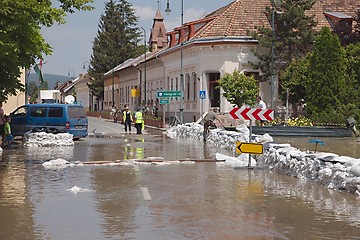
[167, 123, 360, 195]
[23, 131, 74, 147]
[257, 144, 360, 194]
[166, 122, 272, 152]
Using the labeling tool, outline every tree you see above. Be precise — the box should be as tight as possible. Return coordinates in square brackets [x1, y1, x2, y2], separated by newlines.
[88, 0, 140, 100]
[279, 55, 309, 116]
[0, 0, 93, 103]
[344, 43, 360, 122]
[305, 27, 347, 123]
[217, 71, 259, 108]
[250, 0, 317, 80]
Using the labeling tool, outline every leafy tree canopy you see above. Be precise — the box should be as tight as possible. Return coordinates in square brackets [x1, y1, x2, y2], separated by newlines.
[217, 71, 259, 108]
[279, 54, 309, 116]
[305, 27, 347, 122]
[0, 0, 94, 103]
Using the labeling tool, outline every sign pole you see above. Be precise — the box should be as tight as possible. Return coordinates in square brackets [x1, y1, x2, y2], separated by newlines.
[249, 119, 252, 168]
[163, 107, 166, 129]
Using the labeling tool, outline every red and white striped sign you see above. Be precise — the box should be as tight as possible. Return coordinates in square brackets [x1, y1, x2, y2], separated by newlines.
[229, 107, 274, 121]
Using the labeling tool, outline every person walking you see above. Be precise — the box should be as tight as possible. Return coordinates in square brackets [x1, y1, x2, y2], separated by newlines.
[123, 106, 133, 133]
[0, 103, 6, 146]
[134, 108, 144, 134]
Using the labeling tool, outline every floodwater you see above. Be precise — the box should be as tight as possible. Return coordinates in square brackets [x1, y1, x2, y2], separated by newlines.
[1, 133, 360, 240]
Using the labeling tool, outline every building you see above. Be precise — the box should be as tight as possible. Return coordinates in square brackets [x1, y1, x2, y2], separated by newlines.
[103, 0, 360, 123]
[3, 69, 26, 115]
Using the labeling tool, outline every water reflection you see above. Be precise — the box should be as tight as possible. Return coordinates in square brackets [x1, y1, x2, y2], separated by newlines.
[0, 134, 359, 239]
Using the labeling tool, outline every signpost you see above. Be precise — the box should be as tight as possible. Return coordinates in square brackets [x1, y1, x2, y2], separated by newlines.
[230, 107, 273, 168]
[160, 99, 170, 104]
[157, 91, 182, 98]
[236, 142, 263, 154]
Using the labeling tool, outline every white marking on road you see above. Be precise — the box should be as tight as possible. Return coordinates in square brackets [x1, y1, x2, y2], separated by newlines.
[141, 187, 152, 201]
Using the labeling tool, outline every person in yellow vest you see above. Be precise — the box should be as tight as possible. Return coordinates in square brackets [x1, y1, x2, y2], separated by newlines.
[123, 106, 133, 133]
[134, 108, 144, 134]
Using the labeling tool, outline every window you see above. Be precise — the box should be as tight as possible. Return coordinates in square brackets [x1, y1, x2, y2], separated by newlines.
[49, 107, 63, 118]
[30, 107, 47, 117]
[193, 73, 197, 100]
[68, 106, 86, 118]
[12, 106, 28, 117]
[186, 74, 190, 100]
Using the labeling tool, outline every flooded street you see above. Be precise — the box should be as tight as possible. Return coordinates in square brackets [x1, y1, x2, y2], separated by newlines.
[1, 129, 360, 239]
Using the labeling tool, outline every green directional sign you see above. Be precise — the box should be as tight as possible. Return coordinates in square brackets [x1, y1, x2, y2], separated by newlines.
[157, 91, 182, 98]
[160, 99, 170, 104]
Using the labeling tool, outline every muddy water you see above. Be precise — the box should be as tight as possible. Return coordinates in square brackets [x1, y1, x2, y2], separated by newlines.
[0, 134, 360, 240]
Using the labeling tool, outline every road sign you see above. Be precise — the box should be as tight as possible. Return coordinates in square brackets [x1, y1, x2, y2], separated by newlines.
[157, 91, 182, 98]
[199, 90, 206, 100]
[236, 142, 263, 154]
[131, 89, 140, 97]
[160, 99, 170, 104]
[229, 107, 274, 121]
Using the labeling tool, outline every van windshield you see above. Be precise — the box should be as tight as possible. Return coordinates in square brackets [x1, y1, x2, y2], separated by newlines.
[68, 106, 87, 118]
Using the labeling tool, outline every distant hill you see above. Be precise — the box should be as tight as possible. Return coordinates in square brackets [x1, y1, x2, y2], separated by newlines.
[28, 73, 72, 89]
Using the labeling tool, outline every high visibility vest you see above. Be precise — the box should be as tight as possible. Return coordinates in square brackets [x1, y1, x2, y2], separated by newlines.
[135, 111, 143, 124]
[123, 110, 133, 122]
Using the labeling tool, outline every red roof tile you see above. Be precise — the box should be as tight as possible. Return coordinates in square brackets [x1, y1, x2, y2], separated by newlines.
[180, 0, 360, 40]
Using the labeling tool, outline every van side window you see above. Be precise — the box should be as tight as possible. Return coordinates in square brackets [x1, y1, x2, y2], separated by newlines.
[49, 107, 63, 118]
[12, 106, 28, 117]
[30, 107, 47, 118]
[68, 106, 86, 118]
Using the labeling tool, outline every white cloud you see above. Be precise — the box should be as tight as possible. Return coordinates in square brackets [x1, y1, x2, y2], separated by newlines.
[134, 6, 155, 21]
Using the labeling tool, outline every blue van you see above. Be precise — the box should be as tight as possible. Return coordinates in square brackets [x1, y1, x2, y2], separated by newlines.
[10, 103, 88, 139]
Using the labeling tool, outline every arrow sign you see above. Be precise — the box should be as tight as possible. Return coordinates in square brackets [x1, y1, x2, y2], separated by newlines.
[236, 142, 263, 154]
[229, 107, 274, 121]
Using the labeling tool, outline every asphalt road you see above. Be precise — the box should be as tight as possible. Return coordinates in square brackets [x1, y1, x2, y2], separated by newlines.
[87, 116, 149, 137]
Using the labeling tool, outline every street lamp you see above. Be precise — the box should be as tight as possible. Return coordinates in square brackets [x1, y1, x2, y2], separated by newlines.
[270, 1, 282, 110]
[139, 26, 147, 106]
[112, 69, 115, 108]
[270, 6, 275, 110]
[68, 69, 75, 79]
[165, 0, 184, 124]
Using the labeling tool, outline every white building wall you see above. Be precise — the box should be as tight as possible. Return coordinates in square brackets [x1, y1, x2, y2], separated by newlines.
[4, 68, 26, 114]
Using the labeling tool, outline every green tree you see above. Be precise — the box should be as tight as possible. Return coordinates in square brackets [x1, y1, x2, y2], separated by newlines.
[250, 0, 317, 80]
[0, 0, 93, 103]
[88, 0, 140, 100]
[279, 55, 309, 116]
[344, 43, 360, 122]
[305, 27, 347, 123]
[217, 71, 259, 107]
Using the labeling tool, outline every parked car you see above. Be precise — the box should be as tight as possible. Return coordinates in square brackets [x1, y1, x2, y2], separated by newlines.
[10, 103, 88, 139]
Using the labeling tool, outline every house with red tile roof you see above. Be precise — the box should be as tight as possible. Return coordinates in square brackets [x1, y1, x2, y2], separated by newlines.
[103, 0, 360, 123]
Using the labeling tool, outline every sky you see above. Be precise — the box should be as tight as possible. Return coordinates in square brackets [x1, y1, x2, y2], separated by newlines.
[40, 0, 234, 77]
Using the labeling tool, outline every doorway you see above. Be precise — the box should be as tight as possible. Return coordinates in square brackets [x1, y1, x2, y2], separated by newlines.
[208, 72, 220, 108]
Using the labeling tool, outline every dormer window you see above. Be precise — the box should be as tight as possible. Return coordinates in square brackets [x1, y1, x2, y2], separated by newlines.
[324, 12, 353, 34]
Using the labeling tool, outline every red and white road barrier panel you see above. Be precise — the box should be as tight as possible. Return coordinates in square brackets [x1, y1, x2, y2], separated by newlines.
[229, 107, 274, 121]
